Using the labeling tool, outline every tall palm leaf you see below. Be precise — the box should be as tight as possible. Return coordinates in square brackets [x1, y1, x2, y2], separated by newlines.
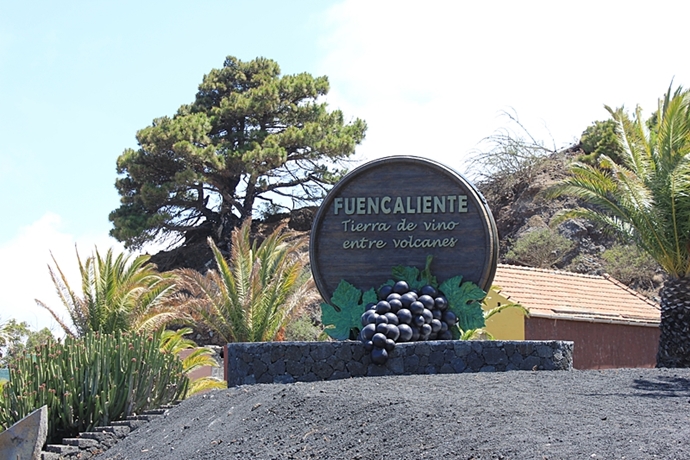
[36, 247, 185, 337]
[548, 85, 690, 367]
[159, 328, 225, 395]
[178, 220, 318, 343]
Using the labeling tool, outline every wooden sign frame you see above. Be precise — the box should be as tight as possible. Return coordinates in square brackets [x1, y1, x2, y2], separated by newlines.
[310, 156, 498, 302]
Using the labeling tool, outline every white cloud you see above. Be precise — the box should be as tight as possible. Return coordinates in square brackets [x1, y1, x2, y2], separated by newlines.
[0, 213, 123, 335]
[319, 0, 690, 174]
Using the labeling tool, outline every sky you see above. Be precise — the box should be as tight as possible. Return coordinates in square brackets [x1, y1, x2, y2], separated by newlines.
[2, 0, 690, 334]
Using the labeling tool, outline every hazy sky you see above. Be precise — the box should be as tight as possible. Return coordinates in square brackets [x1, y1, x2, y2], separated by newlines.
[2, 0, 689, 333]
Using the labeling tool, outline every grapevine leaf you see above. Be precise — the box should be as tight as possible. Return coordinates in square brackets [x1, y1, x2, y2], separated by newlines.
[391, 255, 438, 290]
[320, 280, 374, 340]
[439, 276, 487, 332]
[391, 265, 422, 288]
[419, 255, 438, 288]
[361, 287, 378, 306]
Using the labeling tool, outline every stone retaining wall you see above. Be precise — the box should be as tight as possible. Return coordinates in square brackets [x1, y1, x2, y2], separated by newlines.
[225, 340, 573, 387]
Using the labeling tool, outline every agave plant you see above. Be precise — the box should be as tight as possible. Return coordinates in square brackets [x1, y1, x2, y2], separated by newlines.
[36, 247, 185, 337]
[159, 328, 225, 395]
[178, 220, 318, 343]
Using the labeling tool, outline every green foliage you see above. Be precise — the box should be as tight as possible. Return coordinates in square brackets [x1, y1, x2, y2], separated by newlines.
[284, 315, 324, 342]
[320, 260, 488, 342]
[321, 280, 377, 340]
[179, 220, 317, 342]
[0, 331, 187, 443]
[548, 85, 690, 278]
[36, 247, 183, 337]
[578, 118, 625, 164]
[387, 255, 437, 291]
[438, 276, 487, 336]
[602, 243, 660, 289]
[0, 319, 54, 367]
[159, 328, 225, 396]
[110, 55, 367, 249]
[505, 228, 574, 268]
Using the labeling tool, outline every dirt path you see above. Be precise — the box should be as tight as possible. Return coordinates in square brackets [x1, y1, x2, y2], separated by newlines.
[97, 368, 690, 459]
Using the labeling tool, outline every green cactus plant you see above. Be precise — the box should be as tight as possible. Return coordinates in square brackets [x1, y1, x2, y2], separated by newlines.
[0, 331, 188, 443]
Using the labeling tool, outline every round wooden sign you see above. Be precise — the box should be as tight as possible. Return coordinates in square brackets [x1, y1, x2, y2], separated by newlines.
[310, 156, 498, 302]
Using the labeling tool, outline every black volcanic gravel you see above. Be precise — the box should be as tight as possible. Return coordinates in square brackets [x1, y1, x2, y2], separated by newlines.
[96, 368, 690, 459]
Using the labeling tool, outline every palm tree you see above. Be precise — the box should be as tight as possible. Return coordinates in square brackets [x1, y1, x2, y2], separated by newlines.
[178, 220, 318, 343]
[159, 328, 226, 395]
[37, 247, 185, 337]
[548, 85, 690, 367]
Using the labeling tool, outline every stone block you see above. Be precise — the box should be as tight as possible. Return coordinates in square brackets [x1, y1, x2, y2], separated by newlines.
[483, 347, 508, 366]
[520, 355, 541, 371]
[62, 437, 100, 448]
[0, 406, 48, 460]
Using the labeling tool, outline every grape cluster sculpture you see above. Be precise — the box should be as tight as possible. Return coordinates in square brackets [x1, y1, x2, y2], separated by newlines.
[359, 280, 459, 364]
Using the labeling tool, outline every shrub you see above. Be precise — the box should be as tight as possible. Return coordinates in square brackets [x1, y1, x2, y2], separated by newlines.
[505, 228, 574, 268]
[0, 331, 187, 443]
[602, 244, 660, 290]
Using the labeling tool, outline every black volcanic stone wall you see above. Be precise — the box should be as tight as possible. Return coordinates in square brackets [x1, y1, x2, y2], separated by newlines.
[225, 340, 573, 387]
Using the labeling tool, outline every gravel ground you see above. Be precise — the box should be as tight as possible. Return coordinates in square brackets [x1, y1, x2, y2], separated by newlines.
[96, 368, 690, 460]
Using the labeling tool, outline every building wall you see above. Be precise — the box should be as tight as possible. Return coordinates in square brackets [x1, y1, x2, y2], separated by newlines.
[482, 290, 525, 340]
[524, 317, 660, 369]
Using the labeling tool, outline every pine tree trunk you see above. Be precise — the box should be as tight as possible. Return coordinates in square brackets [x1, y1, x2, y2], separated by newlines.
[657, 276, 690, 368]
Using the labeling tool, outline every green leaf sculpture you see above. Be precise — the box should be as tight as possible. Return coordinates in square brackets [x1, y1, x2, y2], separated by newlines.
[321, 280, 377, 340]
[438, 275, 487, 336]
[388, 255, 438, 291]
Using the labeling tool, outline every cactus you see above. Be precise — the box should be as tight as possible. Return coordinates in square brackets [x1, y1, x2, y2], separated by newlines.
[0, 331, 188, 443]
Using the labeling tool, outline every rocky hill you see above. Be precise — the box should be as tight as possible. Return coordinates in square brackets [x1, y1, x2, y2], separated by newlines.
[476, 148, 663, 299]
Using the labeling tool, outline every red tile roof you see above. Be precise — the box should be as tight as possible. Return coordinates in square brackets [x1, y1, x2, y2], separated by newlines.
[492, 264, 660, 326]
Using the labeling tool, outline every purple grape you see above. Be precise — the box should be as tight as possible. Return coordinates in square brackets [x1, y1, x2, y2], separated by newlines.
[384, 338, 396, 352]
[384, 312, 399, 325]
[434, 297, 448, 310]
[386, 293, 402, 302]
[421, 285, 438, 297]
[400, 293, 417, 308]
[393, 280, 409, 294]
[388, 298, 403, 312]
[378, 285, 393, 300]
[442, 310, 457, 326]
[430, 319, 442, 332]
[410, 301, 424, 315]
[413, 315, 425, 327]
[371, 347, 388, 364]
[396, 308, 412, 324]
[422, 309, 433, 324]
[418, 295, 434, 309]
[398, 324, 413, 342]
[385, 324, 400, 341]
[372, 333, 387, 348]
[375, 301, 391, 314]
[361, 310, 376, 327]
[361, 323, 376, 341]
